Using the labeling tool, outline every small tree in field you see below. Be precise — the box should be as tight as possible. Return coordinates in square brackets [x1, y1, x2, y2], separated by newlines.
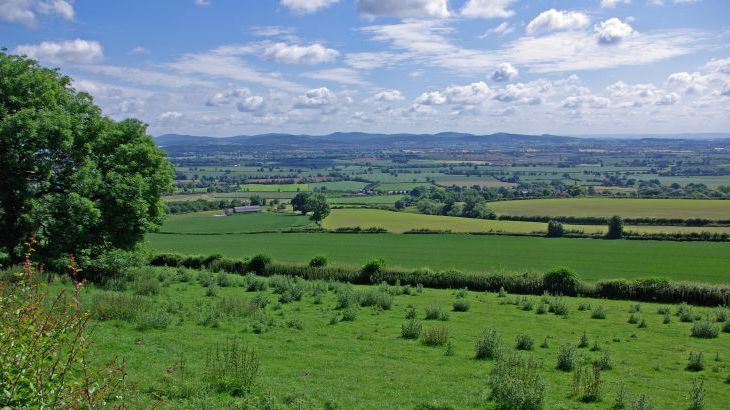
[290, 192, 311, 214]
[606, 215, 624, 239]
[546, 220, 565, 238]
[307, 193, 330, 223]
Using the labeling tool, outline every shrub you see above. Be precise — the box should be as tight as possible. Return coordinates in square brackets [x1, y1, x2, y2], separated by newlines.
[606, 215, 624, 239]
[135, 308, 173, 331]
[613, 382, 628, 409]
[691, 320, 719, 339]
[421, 325, 449, 346]
[677, 303, 696, 322]
[631, 394, 653, 410]
[250, 293, 270, 309]
[488, 353, 545, 410]
[572, 363, 602, 402]
[452, 299, 470, 312]
[248, 254, 272, 275]
[628, 303, 641, 313]
[542, 267, 579, 296]
[536, 302, 548, 315]
[540, 338, 549, 349]
[357, 289, 393, 310]
[205, 284, 219, 297]
[557, 343, 577, 371]
[89, 292, 150, 321]
[638, 319, 648, 328]
[475, 329, 503, 360]
[656, 306, 671, 315]
[546, 220, 564, 238]
[454, 287, 468, 298]
[217, 296, 255, 318]
[628, 313, 639, 324]
[205, 339, 260, 396]
[578, 331, 589, 348]
[425, 305, 444, 320]
[687, 352, 704, 372]
[521, 298, 534, 311]
[243, 274, 267, 292]
[578, 302, 589, 311]
[285, 318, 304, 331]
[689, 377, 705, 410]
[596, 350, 613, 370]
[444, 340, 454, 356]
[550, 298, 569, 316]
[497, 287, 507, 297]
[405, 306, 417, 319]
[135, 276, 161, 296]
[515, 334, 534, 351]
[401, 319, 423, 339]
[361, 258, 386, 276]
[216, 272, 232, 287]
[341, 307, 358, 322]
[591, 305, 607, 319]
[715, 307, 729, 322]
[309, 255, 328, 268]
[723, 321, 730, 333]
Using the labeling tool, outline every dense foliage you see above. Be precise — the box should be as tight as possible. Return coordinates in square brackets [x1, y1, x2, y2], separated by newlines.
[0, 52, 173, 267]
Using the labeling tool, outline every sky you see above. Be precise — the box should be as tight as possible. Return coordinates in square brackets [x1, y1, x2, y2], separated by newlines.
[2, 0, 730, 137]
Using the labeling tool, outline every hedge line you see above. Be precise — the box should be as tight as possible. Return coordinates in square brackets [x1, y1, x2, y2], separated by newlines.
[498, 214, 730, 226]
[149, 253, 730, 307]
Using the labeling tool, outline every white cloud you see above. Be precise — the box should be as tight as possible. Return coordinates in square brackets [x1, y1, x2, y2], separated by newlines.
[357, 0, 450, 19]
[14, 39, 103, 65]
[482, 21, 514, 37]
[562, 94, 611, 109]
[667, 71, 710, 94]
[237, 96, 266, 113]
[650, 0, 702, 5]
[594, 18, 635, 44]
[295, 87, 336, 108]
[721, 83, 730, 97]
[129, 46, 149, 55]
[368, 89, 405, 102]
[0, 0, 73, 26]
[703, 57, 730, 75]
[491, 62, 518, 82]
[194, 0, 211, 6]
[280, 0, 338, 14]
[301, 68, 369, 86]
[526, 9, 590, 36]
[655, 92, 680, 105]
[251, 26, 295, 37]
[493, 81, 550, 105]
[600, 0, 631, 8]
[443, 81, 492, 104]
[206, 88, 252, 106]
[415, 91, 446, 105]
[160, 111, 183, 119]
[460, 0, 515, 19]
[262, 42, 339, 64]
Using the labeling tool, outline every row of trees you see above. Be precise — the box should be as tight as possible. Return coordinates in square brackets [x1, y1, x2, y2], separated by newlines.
[291, 192, 330, 223]
[547, 216, 624, 239]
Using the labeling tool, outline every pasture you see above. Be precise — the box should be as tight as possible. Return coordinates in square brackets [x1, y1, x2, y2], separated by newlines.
[147, 232, 730, 283]
[240, 183, 309, 192]
[77, 269, 730, 408]
[490, 198, 730, 220]
[159, 211, 312, 234]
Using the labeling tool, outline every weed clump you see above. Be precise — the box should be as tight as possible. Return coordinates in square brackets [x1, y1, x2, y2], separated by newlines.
[475, 329, 503, 360]
[591, 305, 607, 319]
[515, 334, 534, 351]
[488, 353, 545, 410]
[687, 352, 705, 372]
[691, 320, 719, 339]
[205, 339, 260, 396]
[421, 325, 449, 346]
[401, 318, 422, 339]
[452, 299, 470, 312]
[557, 343, 577, 371]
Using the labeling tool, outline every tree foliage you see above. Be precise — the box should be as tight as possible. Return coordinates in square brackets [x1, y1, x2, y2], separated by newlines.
[606, 215, 624, 239]
[0, 51, 173, 266]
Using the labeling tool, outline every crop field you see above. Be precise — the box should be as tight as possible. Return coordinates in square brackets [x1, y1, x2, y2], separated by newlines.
[147, 232, 730, 283]
[434, 177, 516, 188]
[321, 208, 730, 235]
[376, 182, 432, 192]
[310, 181, 369, 191]
[490, 198, 730, 220]
[327, 195, 403, 205]
[75, 269, 730, 408]
[158, 211, 312, 234]
[240, 183, 309, 192]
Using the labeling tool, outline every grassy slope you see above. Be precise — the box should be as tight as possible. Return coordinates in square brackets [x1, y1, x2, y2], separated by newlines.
[84, 275, 730, 408]
[489, 198, 730, 220]
[147, 233, 730, 283]
[160, 211, 312, 234]
[321, 208, 730, 235]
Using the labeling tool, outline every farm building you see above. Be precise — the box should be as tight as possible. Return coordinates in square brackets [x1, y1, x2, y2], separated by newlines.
[224, 205, 262, 215]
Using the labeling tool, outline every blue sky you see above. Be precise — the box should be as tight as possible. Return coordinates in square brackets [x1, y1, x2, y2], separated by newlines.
[2, 0, 730, 136]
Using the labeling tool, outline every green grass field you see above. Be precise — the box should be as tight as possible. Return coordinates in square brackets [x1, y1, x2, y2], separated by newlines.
[160, 211, 312, 234]
[321, 208, 730, 235]
[490, 198, 730, 220]
[240, 184, 309, 192]
[78, 270, 730, 408]
[326, 195, 403, 205]
[148, 232, 730, 283]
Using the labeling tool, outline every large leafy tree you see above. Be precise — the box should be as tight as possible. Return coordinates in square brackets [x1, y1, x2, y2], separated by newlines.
[0, 51, 173, 264]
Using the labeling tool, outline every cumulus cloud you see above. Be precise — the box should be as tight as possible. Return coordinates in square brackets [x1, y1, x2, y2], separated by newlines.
[280, 0, 338, 14]
[600, 0, 631, 8]
[206, 88, 252, 106]
[295, 87, 336, 108]
[493, 81, 550, 105]
[237, 96, 266, 113]
[369, 89, 405, 102]
[595, 18, 635, 44]
[526, 9, 590, 36]
[262, 43, 339, 64]
[160, 111, 183, 119]
[0, 0, 74, 26]
[667, 71, 710, 94]
[562, 94, 611, 109]
[491, 62, 518, 82]
[655, 92, 680, 105]
[415, 91, 446, 105]
[460, 0, 515, 19]
[14, 39, 103, 65]
[721, 83, 730, 97]
[443, 81, 492, 104]
[357, 0, 450, 19]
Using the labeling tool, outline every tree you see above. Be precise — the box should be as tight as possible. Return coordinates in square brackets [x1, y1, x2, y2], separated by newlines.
[546, 220, 565, 238]
[606, 215, 624, 239]
[307, 193, 330, 223]
[291, 192, 311, 214]
[249, 195, 265, 206]
[0, 51, 173, 265]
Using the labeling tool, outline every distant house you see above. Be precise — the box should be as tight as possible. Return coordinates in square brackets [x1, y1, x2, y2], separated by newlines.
[228, 205, 262, 214]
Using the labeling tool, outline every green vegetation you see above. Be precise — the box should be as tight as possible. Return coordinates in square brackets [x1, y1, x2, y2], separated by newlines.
[160, 211, 312, 234]
[240, 183, 308, 192]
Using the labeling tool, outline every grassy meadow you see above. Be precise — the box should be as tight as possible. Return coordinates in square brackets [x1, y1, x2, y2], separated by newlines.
[159, 212, 313, 234]
[489, 198, 730, 220]
[147, 232, 730, 283]
[77, 268, 730, 408]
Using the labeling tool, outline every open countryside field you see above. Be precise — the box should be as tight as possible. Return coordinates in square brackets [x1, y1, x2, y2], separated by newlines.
[490, 198, 730, 220]
[78, 271, 730, 408]
[321, 208, 730, 235]
[147, 232, 730, 283]
[240, 183, 309, 192]
[159, 211, 312, 234]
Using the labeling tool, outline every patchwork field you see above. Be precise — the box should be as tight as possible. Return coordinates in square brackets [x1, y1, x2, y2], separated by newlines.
[490, 198, 730, 220]
[79, 269, 730, 408]
[240, 183, 309, 192]
[159, 211, 312, 234]
[147, 232, 730, 283]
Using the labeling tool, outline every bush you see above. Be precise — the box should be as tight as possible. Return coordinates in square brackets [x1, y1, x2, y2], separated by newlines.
[341, 307, 358, 322]
[425, 305, 445, 320]
[543, 268, 579, 296]
[135, 308, 173, 331]
[248, 254, 271, 275]
[714, 307, 729, 323]
[421, 325, 449, 346]
[546, 220, 564, 238]
[572, 363, 602, 403]
[205, 339, 260, 396]
[405, 306, 417, 319]
[357, 289, 393, 310]
[475, 329, 503, 360]
[591, 305, 607, 319]
[452, 299, 470, 312]
[536, 301, 548, 314]
[631, 394, 653, 410]
[691, 320, 719, 339]
[308, 255, 328, 268]
[595, 350, 612, 370]
[361, 258, 386, 276]
[687, 352, 704, 372]
[628, 313, 639, 324]
[488, 353, 545, 410]
[578, 331, 589, 348]
[515, 334, 534, 351]
[723, 321, 730, 333]
[401, 319, 423, 339]
[89, 292, 150, 321]
[549, 298, 569, 316]
[606, 215, 624, 239]
[689, 377, 705, 410]
[557, 344, 577, 371]
[134, 276, 161, 296]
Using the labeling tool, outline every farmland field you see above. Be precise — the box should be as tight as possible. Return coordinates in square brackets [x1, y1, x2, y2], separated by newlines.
[490, 198, 730, 220]
[78, 270, 730, 408]
[327, 195, 403, 205]
[159, 211, 312, 234]
[240, 183, 309, 192]
[147, 232, 730, 283]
